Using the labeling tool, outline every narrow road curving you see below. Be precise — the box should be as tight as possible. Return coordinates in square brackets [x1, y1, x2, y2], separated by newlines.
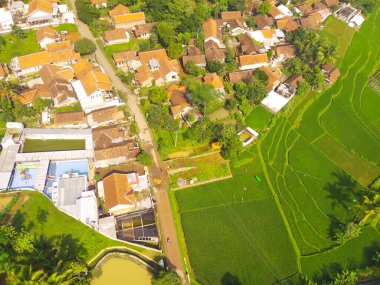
[66, 1, 187, 282]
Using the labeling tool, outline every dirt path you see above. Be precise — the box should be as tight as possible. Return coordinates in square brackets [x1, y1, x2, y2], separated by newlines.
[65, 4, 186, 282]
[1, 193, 28, 224]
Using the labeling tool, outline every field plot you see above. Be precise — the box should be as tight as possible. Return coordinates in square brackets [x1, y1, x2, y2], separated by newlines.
[167, 153, 231, 189]
[258, 6, 380, 281]
[245, 105, 272, 131]
[175, 153, 298, 284]
[22, 139, 86, 153]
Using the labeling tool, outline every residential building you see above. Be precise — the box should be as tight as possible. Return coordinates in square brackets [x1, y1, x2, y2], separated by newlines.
[203, 73, 225, 94]
[249, 29, 285, 50]
[45, 40, 81, 66]
[167, 85, 191, 119]
[126, 172, 149, 192]
[26, 0, 55, 25]
[102, 173, 137, 215]
[259, 66, 281, 91]
[221, 11, 242, 20]
[7, 1, 25, 13]
[134, 49, 179, 87]
[16, 85, 49, 105]
[238, 53, 269, 70]
[322, 63, 340, 84]
[87, 106, 125, 128]
[109, 4, 145, 29]
[0, 64, 10, 80]
[204, 40, 226, 62]
[269, 4, 293, 19]
[274, 44, 296, 62]
[325, 0, 339, 8]
[285, 74, 305, 90]
[112, 50, 140, 69]
[91, 0, 107, 8]
[0, 8, 14, 31]
[71, 61, 113, 112]
[296, 3, 313, 15]
[255, 15, 274, 30]
[92, 124, 139, 167]
[36, 26, 57, 48]
[226, 18, 245, 36]
[228, 70, 254, 84]
[39, 64, 77, 107]
[182, 54, 206, 68]
[134, 22, 156, 39]
[300, 13, 323, 29]
[203, 18, 224, 48]
[239, 33, 264, 55]
[103, 29, 130, 45]
[54, 111, 88, 128]
[276, 17, 299, 32]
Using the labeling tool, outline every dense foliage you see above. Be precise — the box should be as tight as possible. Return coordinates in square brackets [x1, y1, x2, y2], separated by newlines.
[74, 38, 97, 55]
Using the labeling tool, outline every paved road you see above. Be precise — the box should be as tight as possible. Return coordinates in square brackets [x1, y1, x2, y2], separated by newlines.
[67, 2, 186, 281]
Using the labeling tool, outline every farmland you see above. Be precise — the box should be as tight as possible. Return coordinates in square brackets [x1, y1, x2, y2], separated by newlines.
[174, 7, 380, 284]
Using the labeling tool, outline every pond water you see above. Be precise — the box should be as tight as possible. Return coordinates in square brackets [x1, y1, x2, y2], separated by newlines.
[91, 257, 152, 285]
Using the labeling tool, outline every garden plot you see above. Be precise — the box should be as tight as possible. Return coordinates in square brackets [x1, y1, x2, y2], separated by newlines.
[167, 153, 231, 189]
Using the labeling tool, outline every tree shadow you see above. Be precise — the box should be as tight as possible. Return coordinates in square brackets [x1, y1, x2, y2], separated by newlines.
[363, 241, 380, 266]
[324, 170, 360, 211]
[311, 262, 342, 284]
[11, 211, 25, 231]
[328, 214, 343, 239]
[37, 207, 48, 230]
[221, 272, 241, 285]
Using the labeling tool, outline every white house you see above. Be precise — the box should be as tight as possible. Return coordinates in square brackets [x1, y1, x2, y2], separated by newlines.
[11, 51, 51, 76]
[249, 29, 285, 50]
[103, 29, 130, 45]
[36, 26, 57, 48]
[26, 0, 55, 25]
[277, 4, 294, 17]
[238, 54, 270, 70]
[203, 18, 225, 48]
[0, 8, 14, 31]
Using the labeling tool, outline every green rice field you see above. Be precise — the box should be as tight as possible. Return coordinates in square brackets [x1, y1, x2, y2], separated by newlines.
[174, 8, 380, 284]
[23, 139, 86, 153]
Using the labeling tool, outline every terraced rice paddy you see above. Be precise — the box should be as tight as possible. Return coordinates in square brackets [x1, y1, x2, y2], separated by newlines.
[174, 7, 380, 284]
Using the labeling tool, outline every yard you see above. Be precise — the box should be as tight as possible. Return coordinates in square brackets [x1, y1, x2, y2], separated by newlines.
[0, 30, 41, 64]
[54, 23, 78, 32]
[23, 139, 86, 153]
[245, 105, 272, 131]
[174, 7, 380, 284]
[166, 152, 231, 189]
[3, 191, 159, 262]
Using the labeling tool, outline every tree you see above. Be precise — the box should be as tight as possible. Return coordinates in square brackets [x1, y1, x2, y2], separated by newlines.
[185, 118, 214, 143]
[0, 36, 6, 50]
[76, 0, 100, 25]
[148, 87, 168, 105]
[167, 42, 184, 59]
[152, 270, 182, 285]
[185, 61, 205, 76]
[219, 125, 243, 160]
[358, 191, 380, 226]
[33, 98, 53, 112]
[74, 38, 96, 55]
[253, 69, 269, 83]
[136, 151, 153, 166]
[257, 1, 270, 15]
[11, 25, 26, 39]
[228, 0, 246, 12]
[295, 81, 310, 96]
[177, 32, 191, 45]
[155, 22, 176, 47]
[117, 71, 135, 85]
[206, 60, 226, 75]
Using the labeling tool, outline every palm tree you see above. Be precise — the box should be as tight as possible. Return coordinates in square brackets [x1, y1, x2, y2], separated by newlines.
[358, 192, 380, 226]
[9, 265, 48, 285]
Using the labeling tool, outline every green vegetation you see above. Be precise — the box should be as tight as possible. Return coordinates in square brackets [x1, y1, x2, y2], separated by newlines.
[174, 6, 380, 284]
[167, 153, 231, 189]
[23, 139, 86, 153]
[54, 23, 78, 32]
[0, 30, 40, 64]
[245, 105, 272, 131]
[54, 103, 82, 113]
[74, 38, 96, 55]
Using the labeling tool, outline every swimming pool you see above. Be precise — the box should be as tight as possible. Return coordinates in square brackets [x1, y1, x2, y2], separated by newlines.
[9, 166, 38, 189]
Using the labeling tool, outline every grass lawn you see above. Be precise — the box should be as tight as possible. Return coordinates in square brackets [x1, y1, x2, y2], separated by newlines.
[23, 139, 86, 153]
[54, 23, 78, 32]
[0, 30, 41, 64]
[8, 191, 156, 262]
[54, 103, 82, 113]
[167, 153, 231, 189]
[245, 105, 272, 131]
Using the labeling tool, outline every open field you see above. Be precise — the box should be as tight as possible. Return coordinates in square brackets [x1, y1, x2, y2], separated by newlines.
[167, 153, 231, 189]
[175, 8, 380, 284]
[0, 30, 41, 64]
[6, 191, 158, 261]
[23, 139, 86, 153]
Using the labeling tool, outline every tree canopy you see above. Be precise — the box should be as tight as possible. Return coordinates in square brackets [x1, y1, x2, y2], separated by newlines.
[74, 38, 96, 55]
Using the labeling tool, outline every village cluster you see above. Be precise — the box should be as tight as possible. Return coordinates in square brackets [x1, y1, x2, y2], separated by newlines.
[0, 0, 366, 248]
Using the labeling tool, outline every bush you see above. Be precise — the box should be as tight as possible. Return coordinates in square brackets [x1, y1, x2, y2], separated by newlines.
[74, 38, 96, 55]
[185, 61, 205, 76]
[152, 271, 182, 285]
[148, 87, 168, 105]
[136, 151, 153, 166]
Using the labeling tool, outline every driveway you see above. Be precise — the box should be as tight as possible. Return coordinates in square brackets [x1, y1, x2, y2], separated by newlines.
[67, 1, 187, 282]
